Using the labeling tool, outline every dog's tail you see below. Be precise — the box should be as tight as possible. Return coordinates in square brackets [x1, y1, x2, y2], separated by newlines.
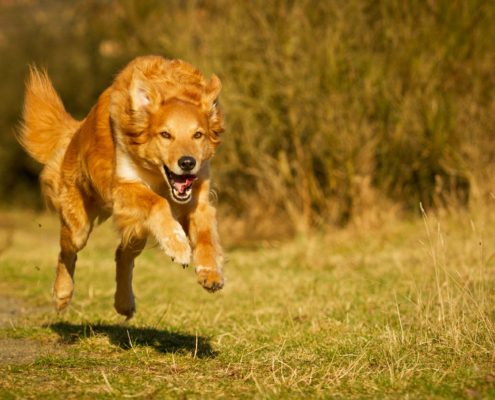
[18, 67, 80, 164]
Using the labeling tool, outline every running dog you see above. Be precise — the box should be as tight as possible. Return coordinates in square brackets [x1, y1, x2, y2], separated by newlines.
[19, 56, 225, 318]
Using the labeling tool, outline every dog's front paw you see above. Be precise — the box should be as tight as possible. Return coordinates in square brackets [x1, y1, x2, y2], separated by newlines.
[160, 226, 191, 265]
[195, 266, 224, 292]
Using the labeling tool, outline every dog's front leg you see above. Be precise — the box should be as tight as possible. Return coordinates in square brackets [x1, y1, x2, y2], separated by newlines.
[188, 184, 224, 292]
[113, 182, 191, 265]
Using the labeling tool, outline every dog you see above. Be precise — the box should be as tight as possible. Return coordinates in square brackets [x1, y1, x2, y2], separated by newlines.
[19, 56, 225, 318]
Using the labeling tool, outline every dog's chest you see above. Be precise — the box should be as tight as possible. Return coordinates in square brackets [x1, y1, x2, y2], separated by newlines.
[115, 148, 166, 194]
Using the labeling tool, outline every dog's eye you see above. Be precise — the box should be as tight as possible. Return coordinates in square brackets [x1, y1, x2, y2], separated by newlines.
[193, 131, 203, 139]
[160, 131, 172, 139]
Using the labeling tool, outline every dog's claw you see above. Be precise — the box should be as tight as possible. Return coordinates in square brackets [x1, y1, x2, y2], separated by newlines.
[195, 266, 224, 292]
[161, 228, 192, 265]
[182, 264, 188, 269]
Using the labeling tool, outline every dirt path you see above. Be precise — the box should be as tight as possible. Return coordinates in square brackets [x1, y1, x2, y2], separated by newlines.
[0, 295, 25, 328]
[0, 294, 62, 366]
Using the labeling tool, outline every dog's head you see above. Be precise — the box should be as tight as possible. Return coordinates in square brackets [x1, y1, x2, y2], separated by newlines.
[110, 56, 224, 203]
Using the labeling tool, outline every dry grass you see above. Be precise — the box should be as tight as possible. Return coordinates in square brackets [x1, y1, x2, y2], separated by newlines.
[0, 206, 494, 398]
[1, 0, 495, 235]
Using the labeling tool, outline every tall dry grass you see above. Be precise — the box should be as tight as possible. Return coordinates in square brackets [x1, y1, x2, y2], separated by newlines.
[1, 0, 494, 236]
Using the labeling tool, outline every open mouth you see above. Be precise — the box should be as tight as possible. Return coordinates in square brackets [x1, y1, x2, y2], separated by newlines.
[163, 165, 197, 203]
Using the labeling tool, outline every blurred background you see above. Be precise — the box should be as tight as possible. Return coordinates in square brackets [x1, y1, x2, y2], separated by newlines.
[0, 0, 494, 241]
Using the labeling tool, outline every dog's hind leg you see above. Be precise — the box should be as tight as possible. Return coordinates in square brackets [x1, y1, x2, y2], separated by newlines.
[53, 187, 94, 311]
[114, 238, 146, 319]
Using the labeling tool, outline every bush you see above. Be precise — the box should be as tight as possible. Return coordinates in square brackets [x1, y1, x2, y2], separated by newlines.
[1, 0, 494, 235]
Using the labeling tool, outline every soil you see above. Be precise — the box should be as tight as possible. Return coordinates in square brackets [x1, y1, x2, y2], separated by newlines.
[0, 338, 57, 365]
[0, 294, 62, 366]
[0, 295, 27, 328]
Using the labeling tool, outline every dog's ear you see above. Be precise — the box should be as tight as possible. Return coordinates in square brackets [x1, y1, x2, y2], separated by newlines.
[204, 75, 224, 141]
[129, 72, 157, 112]
[204, 74, 222, 114]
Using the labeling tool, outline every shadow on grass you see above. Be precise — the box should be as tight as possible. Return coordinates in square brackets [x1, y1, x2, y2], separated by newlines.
[48, 322, 217, 359]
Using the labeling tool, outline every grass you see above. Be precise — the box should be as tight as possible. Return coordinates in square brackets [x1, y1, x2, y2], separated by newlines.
[0, 207, 495, 398]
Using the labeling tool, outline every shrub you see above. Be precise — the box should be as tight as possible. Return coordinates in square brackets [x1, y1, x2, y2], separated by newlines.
[1, 0, 494, 235]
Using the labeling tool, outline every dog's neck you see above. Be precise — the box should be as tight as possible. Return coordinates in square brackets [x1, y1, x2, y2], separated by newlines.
[114, 144, 165, 194]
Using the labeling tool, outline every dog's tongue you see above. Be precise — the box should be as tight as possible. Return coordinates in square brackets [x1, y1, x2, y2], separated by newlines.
[173, 175, 196, 194]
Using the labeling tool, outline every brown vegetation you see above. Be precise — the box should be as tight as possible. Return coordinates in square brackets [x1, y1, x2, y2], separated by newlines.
[1, 0, 494, 238]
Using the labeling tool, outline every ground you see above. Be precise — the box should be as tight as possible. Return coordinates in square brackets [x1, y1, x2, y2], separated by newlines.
[0, 207, 494, 399]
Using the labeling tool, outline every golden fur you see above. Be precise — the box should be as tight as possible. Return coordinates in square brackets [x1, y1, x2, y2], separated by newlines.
[19, 56, 225, 318]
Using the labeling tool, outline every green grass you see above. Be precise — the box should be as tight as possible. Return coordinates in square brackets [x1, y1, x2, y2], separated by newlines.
[1, 207, 494, 398]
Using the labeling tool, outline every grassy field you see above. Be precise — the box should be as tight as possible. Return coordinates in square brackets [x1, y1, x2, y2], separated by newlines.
[0, 207, 494, 399]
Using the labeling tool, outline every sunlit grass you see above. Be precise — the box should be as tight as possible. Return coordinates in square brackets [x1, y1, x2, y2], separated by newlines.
[0, 208, 494, 398]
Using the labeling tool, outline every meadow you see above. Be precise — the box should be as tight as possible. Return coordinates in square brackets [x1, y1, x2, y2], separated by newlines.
[0, 206, 494, 398]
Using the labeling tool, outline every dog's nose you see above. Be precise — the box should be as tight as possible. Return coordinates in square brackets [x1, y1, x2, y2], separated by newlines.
[178, 156, 196, 172]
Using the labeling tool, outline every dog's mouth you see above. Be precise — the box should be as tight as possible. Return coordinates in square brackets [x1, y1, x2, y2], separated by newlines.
[163, 165, 197, 203]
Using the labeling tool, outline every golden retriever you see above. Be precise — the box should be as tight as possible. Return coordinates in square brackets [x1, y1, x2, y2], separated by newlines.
[19, 56, 225, 318]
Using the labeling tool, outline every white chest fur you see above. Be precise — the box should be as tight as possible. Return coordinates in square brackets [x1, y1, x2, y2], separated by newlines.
[115, 146, 165, 194]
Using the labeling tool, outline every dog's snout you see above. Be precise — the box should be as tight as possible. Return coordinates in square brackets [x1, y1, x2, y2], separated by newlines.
[178, 156, 196, 172]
